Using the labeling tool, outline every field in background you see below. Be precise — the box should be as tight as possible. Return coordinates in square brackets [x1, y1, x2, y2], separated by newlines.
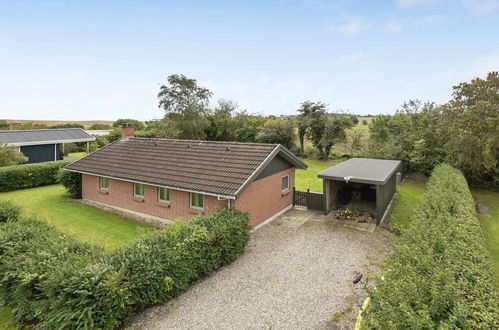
[2, 119, 114, 129]
[295, 158, 344, 192]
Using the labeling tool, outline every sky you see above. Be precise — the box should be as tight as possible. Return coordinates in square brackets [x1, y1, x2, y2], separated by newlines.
[0, 0, 498, 120]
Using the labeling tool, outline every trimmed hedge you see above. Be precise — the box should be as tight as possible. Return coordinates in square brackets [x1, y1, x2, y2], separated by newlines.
[362, 165, 499, 329]
[57, 169, 82, 198]
[0, 160, 71, 192]
[0, 201, 21, 222]
[0, 208, 250, 329]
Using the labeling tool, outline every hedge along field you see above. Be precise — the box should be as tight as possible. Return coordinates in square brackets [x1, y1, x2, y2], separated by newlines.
[0, 207, 251, 329]
[0, 160, 71, 192]
[362, 165, 499, 329]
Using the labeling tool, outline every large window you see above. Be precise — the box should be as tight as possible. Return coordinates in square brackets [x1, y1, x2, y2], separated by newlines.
[158, 187, 170, 203]
[134, 183, 144, 198]
[190, 192, 204, 210]
[99, 177, 109, 190]
[281, 174, 289, 192]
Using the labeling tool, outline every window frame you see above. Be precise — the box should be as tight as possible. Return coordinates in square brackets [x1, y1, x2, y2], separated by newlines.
[133, 183, 145, 198]
[99, 176, 109, 191]
[281, 174, 290, 192]
[189, 192, 204, 210]
[157, 187, 170, 203]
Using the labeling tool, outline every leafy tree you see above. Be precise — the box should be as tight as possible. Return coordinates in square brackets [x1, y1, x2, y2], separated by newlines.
[158, 74, 212, 140]
[256, 119, 296, 149]
[309, 116, 353, 159]
[144, 118, 180, 139]
[350, 116, 359, 125]
[20, 122, 49, 130]
[362, 119, 368, 125]
[205, 99, 239, 141]
[348, 130, 363, 155]
[296, 101, 327, 153]
[0, 143, 28, 166]
[441, 71, 499, 186]
[112, 119, 145, 131]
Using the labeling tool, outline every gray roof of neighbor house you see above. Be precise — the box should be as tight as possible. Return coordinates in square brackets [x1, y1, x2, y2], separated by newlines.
[65, 138, 307, 198]
[0, 128, 95, 147]
[318, 158, 402, 184]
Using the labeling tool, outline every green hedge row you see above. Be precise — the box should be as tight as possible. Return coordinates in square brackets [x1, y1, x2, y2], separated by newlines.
[362, 164, 499, 329]
[0, 160, 72, 192]
[0, 208, 250, 329]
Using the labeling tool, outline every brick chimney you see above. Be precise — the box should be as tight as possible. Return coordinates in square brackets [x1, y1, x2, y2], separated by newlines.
[9, 122, 22, 130]
[121, 123, 135, 138]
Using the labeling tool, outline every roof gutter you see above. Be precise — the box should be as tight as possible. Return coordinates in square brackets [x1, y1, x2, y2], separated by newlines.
[6, 137, 96, 147]
[64, 168, 236, 200]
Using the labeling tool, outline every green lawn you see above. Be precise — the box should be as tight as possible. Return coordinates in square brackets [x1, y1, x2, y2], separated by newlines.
[472, 189, 499, 280]
[0, 307, 15, 330]
[389, 179, 427, 231]
[0, 185, 154, 250]
[68, 151, 87, 157]
[295, 158, 344, 192]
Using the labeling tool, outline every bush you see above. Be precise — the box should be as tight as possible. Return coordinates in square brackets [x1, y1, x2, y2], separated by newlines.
[0, 208, 250, 329]
[0, 201, 21, 222]
[57, 170, 82, 198]
[362, 165, 499, 329]
[0, 160, 71, 192]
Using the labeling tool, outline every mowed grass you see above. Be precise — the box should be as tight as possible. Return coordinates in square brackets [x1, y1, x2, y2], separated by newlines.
[0, 307, 15, 330]
[296, 158, 344, 192]
[0, 185, 154, 250]
[472, 189, 499, 280]
[389, 178, 427, 231]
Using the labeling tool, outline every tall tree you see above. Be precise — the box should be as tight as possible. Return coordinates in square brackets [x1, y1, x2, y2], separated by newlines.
[256, 119, 296, 149]
[205, 99, 239, 141]
[309, 116, 353, 159]
[158, 74, 213, 140]
[296, 101, 327, 153]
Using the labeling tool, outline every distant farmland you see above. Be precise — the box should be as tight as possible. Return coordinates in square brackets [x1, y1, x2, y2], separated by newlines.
[2, 119, 114, 129]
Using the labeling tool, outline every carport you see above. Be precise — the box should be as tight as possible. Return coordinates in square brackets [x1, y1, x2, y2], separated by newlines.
[318, 158, 402, 223]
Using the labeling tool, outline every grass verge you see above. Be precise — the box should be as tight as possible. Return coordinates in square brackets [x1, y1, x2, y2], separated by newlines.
[296, 158, 344, 192]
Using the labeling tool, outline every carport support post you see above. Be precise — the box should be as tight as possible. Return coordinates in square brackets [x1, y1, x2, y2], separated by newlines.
[86, 142, 89, 154]
[323, 179, 329, 215]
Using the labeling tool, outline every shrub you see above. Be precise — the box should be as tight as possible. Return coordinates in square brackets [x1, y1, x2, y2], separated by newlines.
[57, 169, 82, 198]
[0, 160, 71, 192]
[0, 201, 21, 222]
[362, 165, 499, 329]
[0, 208, 250, 329]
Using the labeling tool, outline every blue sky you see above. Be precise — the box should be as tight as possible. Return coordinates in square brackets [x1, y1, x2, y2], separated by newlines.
[1, 0, 498, 120]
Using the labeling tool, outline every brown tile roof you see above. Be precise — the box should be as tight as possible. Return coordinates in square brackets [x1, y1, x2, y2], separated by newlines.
[65, 138, 306, 198]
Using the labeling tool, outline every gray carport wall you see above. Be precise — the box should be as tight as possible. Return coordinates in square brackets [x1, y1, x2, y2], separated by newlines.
[318, 158, 402, 222]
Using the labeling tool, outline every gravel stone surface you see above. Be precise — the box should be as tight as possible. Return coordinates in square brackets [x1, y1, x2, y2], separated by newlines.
[127, 209, 392, 330]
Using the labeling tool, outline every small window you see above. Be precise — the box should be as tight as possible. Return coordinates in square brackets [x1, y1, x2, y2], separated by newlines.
[134, 183, 144, 198]
[190, 192, 204, 210]
[281, 174, 289, 192]
[158, 187, 170, 203]
[99, 177, 109, 190]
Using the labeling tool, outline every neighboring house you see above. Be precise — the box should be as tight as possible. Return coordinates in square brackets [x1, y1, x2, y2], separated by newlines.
[65, 126, 307, 227]
[85, 129, 112, 136]
[0, 128, 96, 164]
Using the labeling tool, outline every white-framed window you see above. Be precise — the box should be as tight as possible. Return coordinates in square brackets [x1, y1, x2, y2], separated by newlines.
[281, 174, 290, 192]
[190, 192, 204, 210]
[158, 187, 170, 203]
[134, 183, 144, 198]
[99, 177, 109, 190]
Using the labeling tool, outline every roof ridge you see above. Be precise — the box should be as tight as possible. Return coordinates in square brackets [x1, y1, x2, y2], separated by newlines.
[130, 137, 278, 147]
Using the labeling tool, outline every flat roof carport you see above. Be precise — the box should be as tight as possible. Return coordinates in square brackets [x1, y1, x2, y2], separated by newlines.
[318, 158, 402, 224]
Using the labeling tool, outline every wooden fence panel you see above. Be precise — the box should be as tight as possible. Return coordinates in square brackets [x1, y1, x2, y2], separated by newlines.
[293, 188, 325, 212]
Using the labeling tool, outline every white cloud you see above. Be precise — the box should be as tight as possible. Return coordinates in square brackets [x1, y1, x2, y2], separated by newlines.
[461, 0, 499, 14]
[395, 0, 440, 8]
[327, 19, 373, 37]
[384, 22, 403, 32]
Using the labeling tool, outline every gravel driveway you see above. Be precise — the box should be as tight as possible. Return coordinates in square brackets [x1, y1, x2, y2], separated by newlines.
[128, 209, 392, 330]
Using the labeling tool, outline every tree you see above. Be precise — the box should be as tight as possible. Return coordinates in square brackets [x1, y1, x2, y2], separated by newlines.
[0, 120, 9, 130]
[205, 99, 239, 141]
[296, 101, 327, 153]
[89, 123, 113, 130]
[144, 118, 180, 139]
[158, 74, 212, 140]
[309, 116, 353, 159]
[256, 119, 296, 149]
[112, 119, 145, 131]
[348, 130, 363, 155]
[0, 143, 28, 166]
[50, 123, 84, 129]
[441, 71, 499, 186]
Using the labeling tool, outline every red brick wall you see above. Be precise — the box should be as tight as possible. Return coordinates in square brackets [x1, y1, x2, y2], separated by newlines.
[82, 167, 295, 227]
[82, 174, 227, 221]
[233, 168, 295, 227]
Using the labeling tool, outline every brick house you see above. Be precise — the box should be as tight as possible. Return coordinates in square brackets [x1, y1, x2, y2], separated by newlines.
[64, 126, 307, 227]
